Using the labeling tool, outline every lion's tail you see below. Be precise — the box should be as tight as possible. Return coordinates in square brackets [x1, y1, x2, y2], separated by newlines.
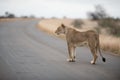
[97, 36, 106, 62]
[98, 45, 106, 62]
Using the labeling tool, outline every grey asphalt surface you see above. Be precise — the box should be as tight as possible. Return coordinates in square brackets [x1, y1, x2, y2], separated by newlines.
[0, 20, 120, 80]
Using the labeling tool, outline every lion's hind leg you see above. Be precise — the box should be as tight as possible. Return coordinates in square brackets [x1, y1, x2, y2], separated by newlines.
[89, 42, 98, 64]
[90, 49, 98, 64]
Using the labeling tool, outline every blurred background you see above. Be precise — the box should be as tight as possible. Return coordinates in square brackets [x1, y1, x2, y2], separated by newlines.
[0, 0, 120, 18]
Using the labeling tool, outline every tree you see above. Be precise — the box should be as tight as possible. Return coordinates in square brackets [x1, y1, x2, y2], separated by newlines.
[5, 11, 15, 18]
[88, 5, 108, 20]
[5, 12, 9, 17]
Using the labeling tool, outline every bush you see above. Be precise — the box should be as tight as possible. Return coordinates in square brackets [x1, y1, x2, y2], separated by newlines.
[71, 19, 83, 28]
[98, 18, 120, 37]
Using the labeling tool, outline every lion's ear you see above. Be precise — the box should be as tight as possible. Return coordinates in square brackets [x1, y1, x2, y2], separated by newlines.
[61, 24, 65, 28]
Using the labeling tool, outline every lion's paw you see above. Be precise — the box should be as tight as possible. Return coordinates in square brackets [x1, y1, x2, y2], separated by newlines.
[67, 59, 72, 62]
[72, 59, 76, 62]
[67, 59, 76, 62]
[90, 61, 95, 64]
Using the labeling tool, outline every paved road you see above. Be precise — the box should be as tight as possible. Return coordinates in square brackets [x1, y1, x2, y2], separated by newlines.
[0, 20, 120, 80]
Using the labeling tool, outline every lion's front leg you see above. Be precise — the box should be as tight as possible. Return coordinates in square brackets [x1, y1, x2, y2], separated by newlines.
[71, 46, 76, 62]
[67, 44, 76, 62]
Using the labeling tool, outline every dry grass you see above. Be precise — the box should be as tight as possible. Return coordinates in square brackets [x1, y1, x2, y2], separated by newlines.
[37, 19, 120, 55]
[100, 35, 120, 55]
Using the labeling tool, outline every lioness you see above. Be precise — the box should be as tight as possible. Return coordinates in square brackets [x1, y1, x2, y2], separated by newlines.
[55, 24, 106, 64]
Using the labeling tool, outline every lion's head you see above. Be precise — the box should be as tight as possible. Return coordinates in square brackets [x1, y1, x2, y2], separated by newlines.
[55, 24, 66, 35]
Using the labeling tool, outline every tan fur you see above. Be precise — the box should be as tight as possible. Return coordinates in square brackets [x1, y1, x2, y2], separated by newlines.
[55, 24, 104, 64]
